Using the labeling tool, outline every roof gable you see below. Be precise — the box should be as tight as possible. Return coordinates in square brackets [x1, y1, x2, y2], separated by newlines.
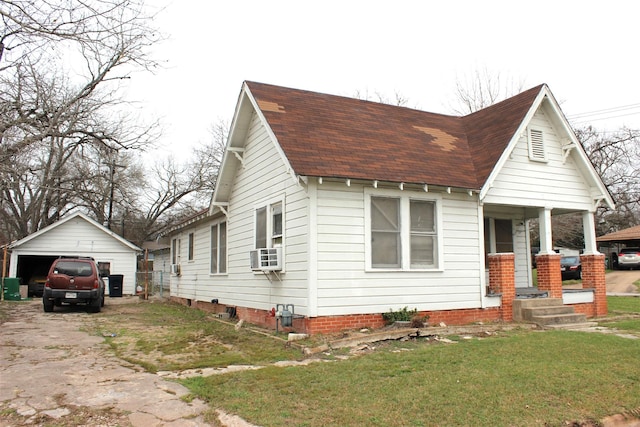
[9, 212, 141, 252]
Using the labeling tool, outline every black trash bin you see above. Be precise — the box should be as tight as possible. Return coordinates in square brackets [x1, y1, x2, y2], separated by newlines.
[108, 274, 123, 297]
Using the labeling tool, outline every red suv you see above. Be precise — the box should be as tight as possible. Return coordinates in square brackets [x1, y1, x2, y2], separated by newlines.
[43, 257, 105, 313]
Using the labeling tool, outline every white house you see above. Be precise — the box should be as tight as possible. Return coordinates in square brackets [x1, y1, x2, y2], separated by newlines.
[167, 81, 613, 334]
[8, 212, 141, 295]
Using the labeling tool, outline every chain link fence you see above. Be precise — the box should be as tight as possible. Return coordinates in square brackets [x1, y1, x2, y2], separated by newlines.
[135, 271, 169, 298]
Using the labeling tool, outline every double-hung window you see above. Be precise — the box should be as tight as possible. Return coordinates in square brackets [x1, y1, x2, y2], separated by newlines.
[255, 199, 284, 249]
[188, 233, 194, 261]
[367, 191, 441, 271]
[171, 238, 180, 265]
[210, 221, 227, 274]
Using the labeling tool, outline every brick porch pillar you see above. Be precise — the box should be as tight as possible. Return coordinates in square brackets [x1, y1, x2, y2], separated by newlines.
[536, 253, 563, 298]
[488, 253, 515, 322]
[580, 253, 607, 317]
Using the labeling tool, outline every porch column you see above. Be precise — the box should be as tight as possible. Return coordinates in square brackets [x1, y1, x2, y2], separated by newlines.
[538, 207, 554, 254]
[536, 254, 563, 299]
[582, 211, 599, 255]
[488, 253, 515, 321]
[580, 254, 607, 316]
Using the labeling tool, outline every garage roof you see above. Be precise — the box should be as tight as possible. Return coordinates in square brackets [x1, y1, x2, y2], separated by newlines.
[596, 224, 640, 245]
[8, 212, 141, 252]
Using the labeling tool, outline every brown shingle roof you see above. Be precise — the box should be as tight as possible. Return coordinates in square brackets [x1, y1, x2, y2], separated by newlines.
[596, 225, 640, 243]
[246, 81, 545, 190]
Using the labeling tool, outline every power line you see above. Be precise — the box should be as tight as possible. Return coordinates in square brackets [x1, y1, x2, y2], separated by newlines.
[567, 103, 640, 120]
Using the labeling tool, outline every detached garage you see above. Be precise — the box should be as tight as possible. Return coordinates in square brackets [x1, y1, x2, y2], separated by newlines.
[7, 212, 141, 296]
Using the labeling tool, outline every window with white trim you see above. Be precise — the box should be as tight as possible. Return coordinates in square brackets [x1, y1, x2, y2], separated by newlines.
[187, 233, 194, 261]
[528, 127, 547, 162]
[255, 199, 284, 249]
[210, 221, 227, 274]
[171, 238, 180, 264]
[367, 192, 441, 270]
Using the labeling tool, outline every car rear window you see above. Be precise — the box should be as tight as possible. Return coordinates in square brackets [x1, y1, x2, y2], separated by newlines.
[620, 248, 640, 254]
[561, 257, 579, 263]
[52, 261, 94, 277]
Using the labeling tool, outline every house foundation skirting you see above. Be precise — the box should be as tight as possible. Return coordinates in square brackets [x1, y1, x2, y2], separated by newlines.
[169, 296, 503, 335]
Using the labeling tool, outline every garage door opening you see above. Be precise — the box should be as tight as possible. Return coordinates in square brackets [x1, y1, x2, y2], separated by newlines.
[16, 255, 58, 297]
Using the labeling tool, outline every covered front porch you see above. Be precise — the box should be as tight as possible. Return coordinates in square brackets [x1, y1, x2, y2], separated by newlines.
[484, 206, 608, 323]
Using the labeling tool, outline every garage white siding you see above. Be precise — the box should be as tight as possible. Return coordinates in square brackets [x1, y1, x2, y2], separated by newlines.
[8, 213, 140, 295]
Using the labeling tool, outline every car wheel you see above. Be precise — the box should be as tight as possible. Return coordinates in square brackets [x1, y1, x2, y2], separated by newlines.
[578, 269, 582, 280]
[88, 296, 102, 313]
[43, 298, 54, 313]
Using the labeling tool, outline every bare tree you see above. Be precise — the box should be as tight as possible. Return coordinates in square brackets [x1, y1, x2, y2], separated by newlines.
[576, 126, 640, 233]
[353, 89, 411, 107]
[127, 119, 228, 243]
[0, 0, 161, 242]
[449, 68, 526, 115]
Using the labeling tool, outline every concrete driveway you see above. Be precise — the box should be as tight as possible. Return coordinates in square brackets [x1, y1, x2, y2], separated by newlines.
[0, 298, 213, 427]
[606, 269, 640, 294]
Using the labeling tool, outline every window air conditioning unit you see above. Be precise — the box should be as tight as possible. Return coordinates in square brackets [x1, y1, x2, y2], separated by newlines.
[250, 247, 282, 271]
[170, 264, 181, 275]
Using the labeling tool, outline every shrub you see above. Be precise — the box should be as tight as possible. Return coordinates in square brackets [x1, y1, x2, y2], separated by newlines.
[382, 307, 418, 324]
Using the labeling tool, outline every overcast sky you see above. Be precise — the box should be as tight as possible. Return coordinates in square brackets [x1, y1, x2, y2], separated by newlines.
[127, 1, 640, 160]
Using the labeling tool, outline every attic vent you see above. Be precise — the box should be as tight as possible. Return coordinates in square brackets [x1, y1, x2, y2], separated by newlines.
[528, 128, 547, 162]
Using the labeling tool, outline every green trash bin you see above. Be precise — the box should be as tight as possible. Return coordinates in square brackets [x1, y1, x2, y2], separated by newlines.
[3, 277, 21, 301]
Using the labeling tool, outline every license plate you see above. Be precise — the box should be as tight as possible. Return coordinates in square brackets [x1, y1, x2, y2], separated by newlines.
[65, 292, 77, 299]
[561, 267, 566, 271]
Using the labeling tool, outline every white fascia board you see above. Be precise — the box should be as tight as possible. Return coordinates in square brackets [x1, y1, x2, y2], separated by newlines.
[540, 88, 615, 210]
[243, 84, 299, 186]
[209, 85, 252, 211]
[479, 86, 547, 201]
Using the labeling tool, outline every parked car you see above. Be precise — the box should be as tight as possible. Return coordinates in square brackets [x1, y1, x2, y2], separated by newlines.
[560, 256, 581, 280]
[43, 257, 105, 313]
[617, 247, 640, 270]
[28, 275, 47, 297]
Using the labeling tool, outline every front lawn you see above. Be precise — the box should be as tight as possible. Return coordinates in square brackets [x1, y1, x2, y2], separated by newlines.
[87, 298, 640, 426]
[183, 330, 640, 426]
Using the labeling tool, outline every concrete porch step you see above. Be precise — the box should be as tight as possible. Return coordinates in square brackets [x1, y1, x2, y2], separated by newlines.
[515, 298, 564, 308]
[544, 321, 599, 330]
[531, 312, 588, 325]
[521, 305, 575, 320]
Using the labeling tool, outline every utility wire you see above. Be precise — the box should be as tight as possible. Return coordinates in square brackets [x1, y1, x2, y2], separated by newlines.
[567, 103, 640, 120]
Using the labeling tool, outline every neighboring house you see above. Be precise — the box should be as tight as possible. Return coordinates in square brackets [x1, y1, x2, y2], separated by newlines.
[167, 81, 613, 334]
[141, 240, 172, 274]
[597, 224, 640, 268]
[8, 212, 141, 295]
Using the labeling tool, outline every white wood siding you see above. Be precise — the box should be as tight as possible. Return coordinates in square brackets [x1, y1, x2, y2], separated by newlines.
[483, 107, 595, 211]
[9, 218, 139, 295]
[314, 182, 484, 316]
[173, 112, 310, 312]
